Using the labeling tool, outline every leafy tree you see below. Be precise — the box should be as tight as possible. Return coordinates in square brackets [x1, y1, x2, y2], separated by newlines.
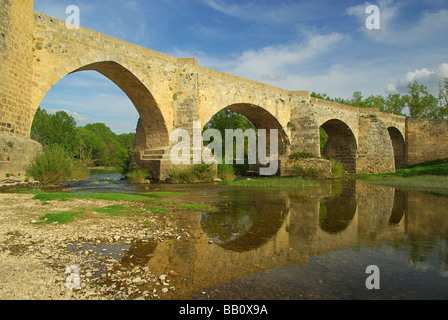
[407, 81, 439, 119]
[31, 107, 79, 154]
[83, 123, 124, 167]
[437, 78, 448, 119]
[312, 77, 448, 120]
[75, 126, 105, 162]
[31, 107, 137, 173]
[383, 93, 409, 115]
[351, 91, 365, 107]
[204, 109, 255, 137]
[205, 109, 256, 174]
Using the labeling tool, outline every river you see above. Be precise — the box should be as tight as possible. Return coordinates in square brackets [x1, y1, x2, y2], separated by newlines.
[60, 168, 448, 300]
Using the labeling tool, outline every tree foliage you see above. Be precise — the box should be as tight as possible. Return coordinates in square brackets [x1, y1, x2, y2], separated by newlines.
[204, 109, 256, 175]
[311, 77, 448, 119]
[31, 108, 79, 152]
[204, 109, 255, 138]
[31, 107, 135, 171]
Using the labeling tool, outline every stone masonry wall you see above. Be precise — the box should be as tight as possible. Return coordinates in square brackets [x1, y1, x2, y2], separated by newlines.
[406, 119, 448, 165]
[0, 0, 35, 138]
[356, 109, 395, 174]
[0, 134, 42, 178]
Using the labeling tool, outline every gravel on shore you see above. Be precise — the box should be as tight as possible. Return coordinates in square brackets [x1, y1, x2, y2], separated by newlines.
[0, 193, 183, 300]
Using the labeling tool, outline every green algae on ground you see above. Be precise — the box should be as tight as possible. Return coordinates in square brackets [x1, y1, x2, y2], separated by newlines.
[146, 206, 168, 214]
[93, 205, 142, 217]
[178, 204, 216, 211]
[31, 192, 162, 203]
[34, 209, 86, 224]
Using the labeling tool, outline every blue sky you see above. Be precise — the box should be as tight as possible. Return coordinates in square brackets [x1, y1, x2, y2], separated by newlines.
[34, 0, 448, 134]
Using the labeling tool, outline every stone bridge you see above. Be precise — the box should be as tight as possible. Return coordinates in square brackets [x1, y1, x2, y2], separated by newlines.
[1, 1, 447, 179]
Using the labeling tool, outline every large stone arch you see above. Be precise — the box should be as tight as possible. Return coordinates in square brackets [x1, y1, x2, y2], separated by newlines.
[319, 119, 358, 174]
[33, 59, 170, 148]
[32, 58, 169, 149]
[31, 58, 172, 179]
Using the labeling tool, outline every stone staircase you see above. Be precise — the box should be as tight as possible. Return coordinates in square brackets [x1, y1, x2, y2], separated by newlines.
[141, 149, 167, 161]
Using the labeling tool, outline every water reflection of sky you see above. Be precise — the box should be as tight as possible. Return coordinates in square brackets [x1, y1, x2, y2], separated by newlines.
[199, 180, 448, 286]
[60, 172, 448, 299]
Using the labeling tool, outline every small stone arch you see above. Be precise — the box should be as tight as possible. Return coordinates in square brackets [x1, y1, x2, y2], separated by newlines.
[203, 103, 291, 176]
[204, 103, 290, 156]
[387, 126, 406, 170]
[320, 119, 358, 174]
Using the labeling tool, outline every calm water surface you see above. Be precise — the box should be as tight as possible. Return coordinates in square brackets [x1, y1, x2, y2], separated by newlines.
[64, 172, 448, 300]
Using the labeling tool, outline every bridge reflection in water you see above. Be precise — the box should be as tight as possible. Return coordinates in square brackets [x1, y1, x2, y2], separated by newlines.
[124, 180, 448, 299]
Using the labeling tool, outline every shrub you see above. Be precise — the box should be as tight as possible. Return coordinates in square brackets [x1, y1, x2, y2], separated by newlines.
[26, 144, 76, 186]
[217, 164, 235, 181]
[167, 164, 216, 183]
[292, 164, 322, 180]
[126, 167, 151, 184]
[331, 159, 345, 178]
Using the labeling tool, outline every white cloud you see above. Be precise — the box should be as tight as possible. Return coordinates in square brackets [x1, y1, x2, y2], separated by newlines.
[347, 1, 448, 46]
[62, 110, 89, 122]
[200, 0, 330, 24]
[386, 63, 448, 94]
[175, 31, 415, 98]
[45, 108, 89, 121]
[231, 32, 347, 76]
[180, 31, 349, 87]
[346, 0, 400, 41]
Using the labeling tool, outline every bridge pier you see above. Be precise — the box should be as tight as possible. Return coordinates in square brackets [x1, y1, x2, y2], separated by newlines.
[0, 135, 42, 179]
[356, 109, 396, 174]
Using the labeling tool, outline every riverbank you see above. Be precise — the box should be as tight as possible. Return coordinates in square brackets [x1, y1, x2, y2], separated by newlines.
[0, 191, 192, 300]
[355, 158, 448, 196]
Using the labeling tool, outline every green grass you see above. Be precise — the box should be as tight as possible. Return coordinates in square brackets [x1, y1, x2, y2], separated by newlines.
[220, 177, 319, 189]
[145, 198, 173, 204]
[291, 165, 323, 180]
[373, 175, 448, 189]
[355, 158, 448, 192]
[34, 209, 86, 224]
[178, 204, 216, 211]
[146, 206, 168, 214]
[144, 192, 184, 196]
[93, 205, 141, 216]
[31, 191, 164, 203]
[26, 144, 77, 186]
[357, 159, 448, 180]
